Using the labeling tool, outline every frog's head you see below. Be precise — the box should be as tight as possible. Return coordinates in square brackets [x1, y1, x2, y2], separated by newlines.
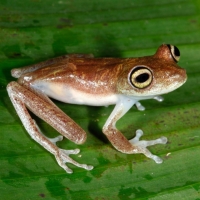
[117, 44, 187, 98]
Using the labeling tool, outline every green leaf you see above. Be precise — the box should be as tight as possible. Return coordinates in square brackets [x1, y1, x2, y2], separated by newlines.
[1, 0, 200, 199]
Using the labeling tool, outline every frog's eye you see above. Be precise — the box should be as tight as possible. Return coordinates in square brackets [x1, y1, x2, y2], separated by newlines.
[129, 66, 153, 89]
[167, 44, 180, 62]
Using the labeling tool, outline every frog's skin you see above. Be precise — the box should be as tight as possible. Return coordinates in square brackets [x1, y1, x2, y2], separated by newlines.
[7, 44, 187, 173]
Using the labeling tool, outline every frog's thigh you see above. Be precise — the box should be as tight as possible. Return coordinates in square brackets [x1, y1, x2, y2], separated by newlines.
[7, 81, 87, 144]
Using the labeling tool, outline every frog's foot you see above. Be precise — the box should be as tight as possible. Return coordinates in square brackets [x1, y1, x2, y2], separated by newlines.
[49, 135, 64, 144]
[32, 120, 93, 173]
[55, 148, 94, 173]
[154, 95, 164, 102]
[129, 129, 167, 164]
[135, 96, 164, 111]
[135, 102, 145, 111]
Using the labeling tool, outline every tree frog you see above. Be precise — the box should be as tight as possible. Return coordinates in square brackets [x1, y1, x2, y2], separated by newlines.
[7, 44, 187, 173]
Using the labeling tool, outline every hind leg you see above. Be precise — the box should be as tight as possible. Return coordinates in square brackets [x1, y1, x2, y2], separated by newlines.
[7, 81, 93, 173]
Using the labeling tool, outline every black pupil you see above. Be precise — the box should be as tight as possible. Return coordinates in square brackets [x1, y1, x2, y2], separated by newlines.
[174, 46, 180, 57]
[136, 73, 149, 83]
[167, 44, 180, 61]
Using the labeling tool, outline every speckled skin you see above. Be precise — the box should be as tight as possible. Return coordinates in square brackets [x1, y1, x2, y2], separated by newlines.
[7, 44, 187, 173]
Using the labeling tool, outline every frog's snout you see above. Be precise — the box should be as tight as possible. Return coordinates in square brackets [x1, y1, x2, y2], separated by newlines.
[179, 67, 187, 84]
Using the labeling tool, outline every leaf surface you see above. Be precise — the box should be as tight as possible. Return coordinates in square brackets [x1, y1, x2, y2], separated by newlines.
[1, 1, 200, 199]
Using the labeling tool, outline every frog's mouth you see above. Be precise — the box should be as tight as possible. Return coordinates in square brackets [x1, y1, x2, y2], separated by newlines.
[146, 67, 187, 96]
[160, 68, 187, 94]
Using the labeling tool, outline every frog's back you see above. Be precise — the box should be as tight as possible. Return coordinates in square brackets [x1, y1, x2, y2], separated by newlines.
[19, 57, 128, 105]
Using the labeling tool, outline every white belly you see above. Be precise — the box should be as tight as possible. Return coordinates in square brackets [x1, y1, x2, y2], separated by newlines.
[34, 82, 118, 106]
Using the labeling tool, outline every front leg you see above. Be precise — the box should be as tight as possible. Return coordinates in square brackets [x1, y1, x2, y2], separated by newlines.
[103, 96, 167, 163]
[135, 95, 164, 111]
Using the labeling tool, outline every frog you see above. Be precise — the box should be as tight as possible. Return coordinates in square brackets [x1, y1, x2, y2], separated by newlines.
[7, 44, 187, 173]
